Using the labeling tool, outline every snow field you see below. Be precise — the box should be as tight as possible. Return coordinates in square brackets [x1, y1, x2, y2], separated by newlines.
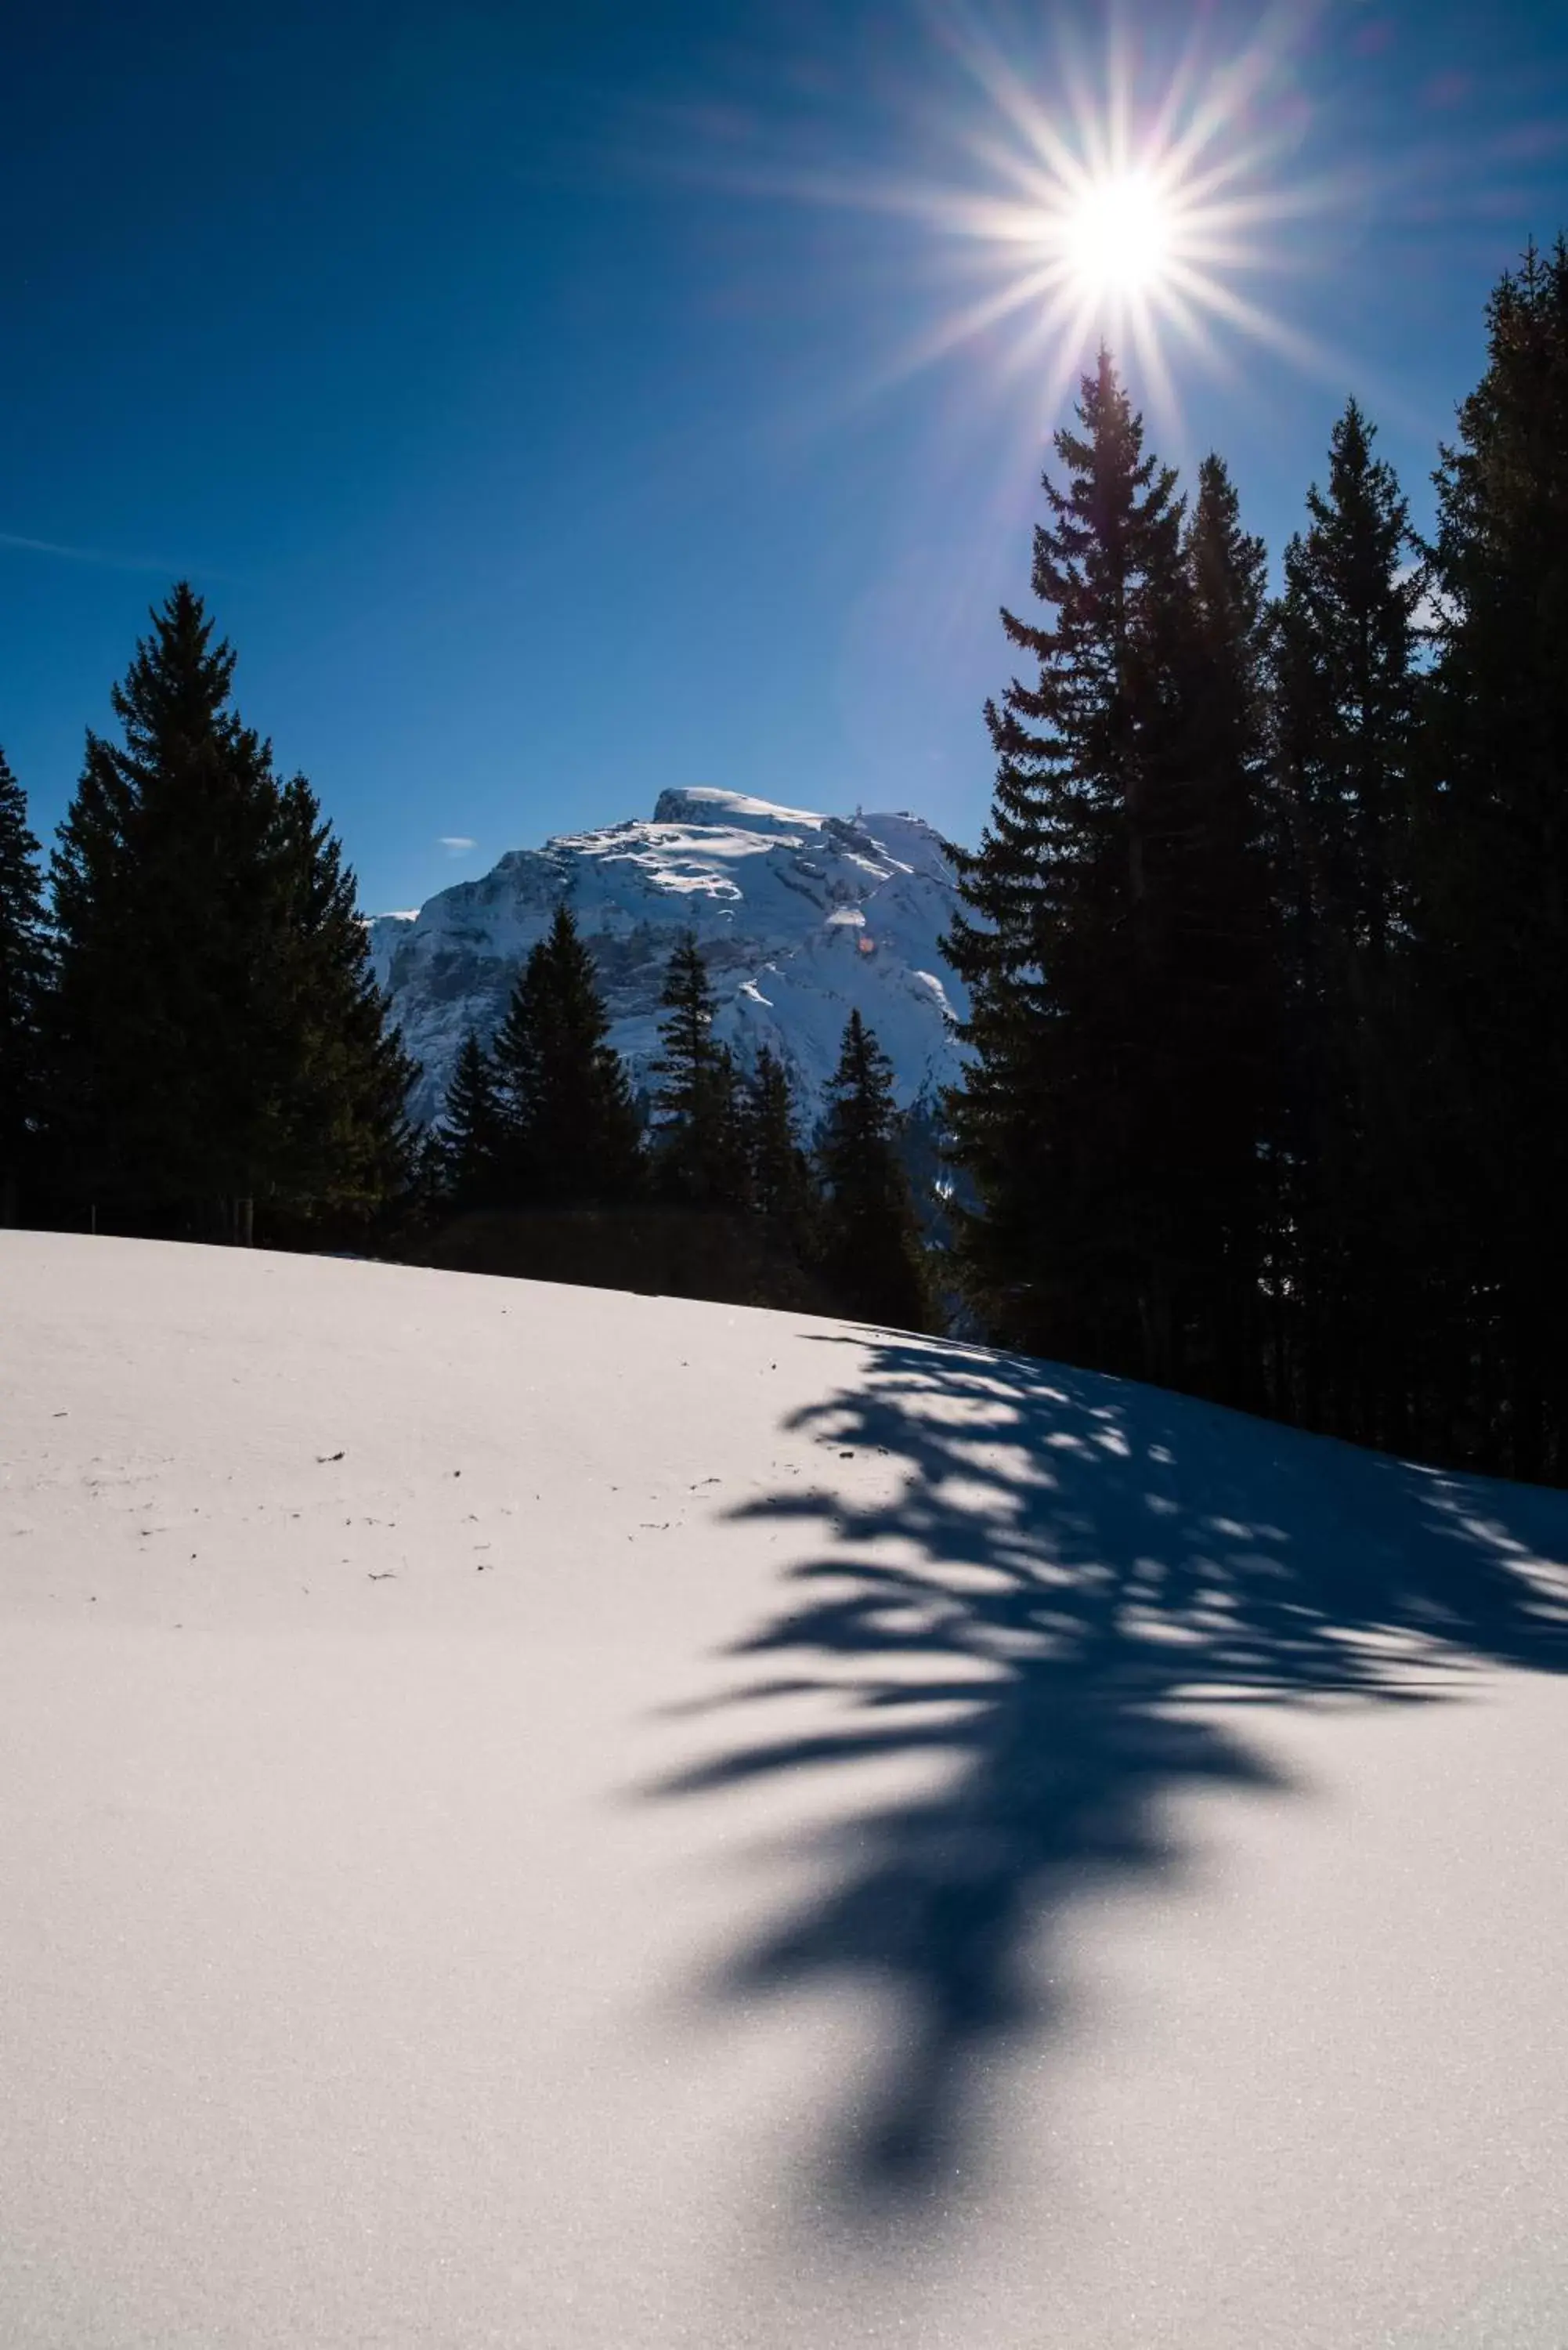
[4, 1231, 1568, 2348]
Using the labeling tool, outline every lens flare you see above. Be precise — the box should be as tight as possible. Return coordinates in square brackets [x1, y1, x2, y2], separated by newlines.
[679, 8, 1353, 453]
[890, 5, 1353, 443]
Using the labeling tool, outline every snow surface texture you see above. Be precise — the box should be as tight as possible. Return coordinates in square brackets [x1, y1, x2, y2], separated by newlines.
[5, 1231, 1568, 2350]
[366, 787, 969, 1126]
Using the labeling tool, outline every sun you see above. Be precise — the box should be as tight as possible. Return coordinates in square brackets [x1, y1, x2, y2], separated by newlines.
[680, 8, 1340, 449]
[1065, 172, 1172, 296]
[804, 11, 1335, 442]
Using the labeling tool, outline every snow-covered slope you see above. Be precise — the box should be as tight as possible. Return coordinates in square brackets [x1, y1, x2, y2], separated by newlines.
[6, 1231, 1568, 2349]
[367, 787, 968, 1125]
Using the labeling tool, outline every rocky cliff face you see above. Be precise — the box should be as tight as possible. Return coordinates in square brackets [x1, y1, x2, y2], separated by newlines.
[367, 788, 969, 1128]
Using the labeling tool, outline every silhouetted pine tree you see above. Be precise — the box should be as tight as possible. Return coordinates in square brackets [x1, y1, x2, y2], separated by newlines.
[817, 1010, 931, 1329]
[266, 772, 417, 1220]
[1421, 240, 1568, 1478]
[0, 747, 49, 1223]
[47, 584, 412, 1232]
[49, 584, 273, 1217]
[439, 1031, 508, 1208]
[1159, 453, 1277, 1402]
[491, 905, 642, 1206]
[1269, 398, 1425, 1444]
[742, 1043, 815, 1235]
[945, 350, 1188, 1373]
[650, 932, 746, 1206]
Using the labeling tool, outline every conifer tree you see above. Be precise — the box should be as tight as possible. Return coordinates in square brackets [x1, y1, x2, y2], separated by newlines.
[742, 1043, 815, 1234]
[0, 747, 49, 1222]
[1421, 240, 1568, 1477]
[490, 904, 642, 1206]
[1269, 399, 1425, 1441]
[48, 584, 413, 1230]
[1159, 453, 1277, 1401]
[50, 584, 270, 1214]
[817, 1010, 930, 1330]
[1276, 402, 1422, 967]
[439, 1031, 508, 1209]
[945, 350, 1188, 1372]
[266, 773, 417, 1218]
[650, 932, 745, 1206]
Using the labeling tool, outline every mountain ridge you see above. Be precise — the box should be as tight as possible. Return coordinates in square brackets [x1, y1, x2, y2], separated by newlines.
[367, 787, 970, 1127]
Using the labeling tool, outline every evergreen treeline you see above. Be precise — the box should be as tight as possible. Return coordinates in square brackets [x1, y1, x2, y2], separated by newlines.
[1, 586, 414, 1241]
[946, 238, 1568, 1484]
[1, 604, 937, 1325]
[438, 921, 934, 1328]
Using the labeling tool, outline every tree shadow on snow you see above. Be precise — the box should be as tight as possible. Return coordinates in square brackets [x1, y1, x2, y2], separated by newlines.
[645, 1329, 1568, 2216]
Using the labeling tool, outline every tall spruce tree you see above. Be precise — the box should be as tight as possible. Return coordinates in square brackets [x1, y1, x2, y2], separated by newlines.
[742, 1043, 815, 1234]
[817, 1010, 930, 1330]
[650, 932, 746, 1206]
[490, 904, 642, 1206]
[48, 584, 413, 1231]
[945, 350, 1189, 1374]
[1269, 399, 1425, 1443]
[1160, 454, 1277, 1401]
[0, 747, 49, 1222]
[1276, 402, 1421, 967]
[266, 773, 417, 1219]
[439, 1031, 508, 1208]
[1422, 240, 1568, 1478]
[50, 584, 272, 1216]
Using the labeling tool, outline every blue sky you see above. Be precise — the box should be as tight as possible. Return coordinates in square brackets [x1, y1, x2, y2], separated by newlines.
[4, 0, 1567, 914]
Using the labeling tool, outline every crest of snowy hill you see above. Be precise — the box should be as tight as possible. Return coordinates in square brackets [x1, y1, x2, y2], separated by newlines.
[367, 787, 970, 1127]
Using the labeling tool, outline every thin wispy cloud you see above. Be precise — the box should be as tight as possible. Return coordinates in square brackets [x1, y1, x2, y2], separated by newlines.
[439, 835, 478, 855]
[0, 527, 230, 578]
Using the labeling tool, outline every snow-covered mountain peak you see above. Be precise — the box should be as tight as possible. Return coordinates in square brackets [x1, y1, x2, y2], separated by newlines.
[369, 791, 968, 1126]
[649, 785, 826, 836]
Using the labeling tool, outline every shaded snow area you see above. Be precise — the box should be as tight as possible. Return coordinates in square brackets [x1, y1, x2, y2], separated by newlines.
[365, 787, 967, 1126]
[5, 1232, 1568, 2350]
